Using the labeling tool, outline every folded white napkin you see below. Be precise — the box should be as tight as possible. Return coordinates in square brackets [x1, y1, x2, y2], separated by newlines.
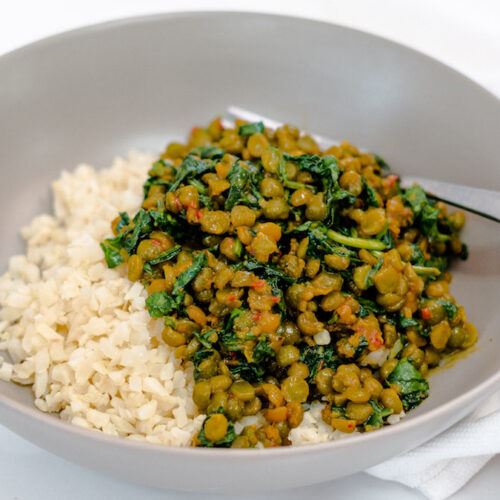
[366, 392, 500, 499]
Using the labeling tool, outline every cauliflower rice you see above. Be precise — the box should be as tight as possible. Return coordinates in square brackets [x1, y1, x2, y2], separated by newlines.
[0, 151, 348, 446]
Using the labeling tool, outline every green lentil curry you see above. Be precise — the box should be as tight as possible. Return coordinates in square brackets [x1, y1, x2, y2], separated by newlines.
[101, 118, 476, 448]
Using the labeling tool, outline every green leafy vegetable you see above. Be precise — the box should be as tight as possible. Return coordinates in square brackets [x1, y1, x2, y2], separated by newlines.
[252, 338, 275, 364]
[300, 345, 340, 382]
[228, 361, 266, 383]
[238, 121, 265, 137]
[189, 145, 224, 159]
[121, 209, 153, 253]
[284, 154, 355, 223]
[224, 161, 262, 210]
[168, 155, 214, 193]
[145, 291, 178, 318]
[192, 349, 215, 380]
[363, 179, 380, 207]
[197, 420, 236, 448]
[387, 358, 429, 410]
[357, 297, 384, 317]
[115, 212, 130, 233]
[375, 154, 391, 171]
[142, 159, 173, 197]
[402, 185, 450, 243]
[364, 400, 393, 430]
[145, 252, 207, 317]
[399, 316, 420, 329]
[326, 228, 386, 251]
[277, 151, 309, 190]
[403, 185, 428, 215]
[354, 336, 369, 358]
[438, 300, 458, 320]
[100, 238, 124, 268]
[194, 330, 216, 349]
[220, 308, 246, 351]
[173, 252, 207, 294]
[143, 244, 182, 274]
[241, 259, 295, 284]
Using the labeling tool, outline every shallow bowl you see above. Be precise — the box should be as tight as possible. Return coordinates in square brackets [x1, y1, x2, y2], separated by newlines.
[0, 11, 499, 494]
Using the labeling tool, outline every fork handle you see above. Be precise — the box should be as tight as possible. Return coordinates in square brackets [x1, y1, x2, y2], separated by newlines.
[401, 176, 500, 223]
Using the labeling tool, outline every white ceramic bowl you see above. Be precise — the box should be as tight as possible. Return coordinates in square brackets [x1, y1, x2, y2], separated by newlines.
[0, 12, 499, 494]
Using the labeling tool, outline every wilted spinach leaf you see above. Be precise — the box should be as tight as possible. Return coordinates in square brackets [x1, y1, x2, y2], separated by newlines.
[387, 358, 429, 410]
[284, 154, 355, 224]
[100, 238, 124, 268]
[228, 361, 266, 383]
[189, 145, 224, 160]
[252, 338, 275, 364]
[197, 419, 236, 448]
[300, 345, 339, 382]
[438, 300, 458, 320]
[224, 161, 261, 210]
[145, 291, 178, 318]
[238, 121, 265, 137]
[364, 400, 393, 430]
[169, 155, 214, 192]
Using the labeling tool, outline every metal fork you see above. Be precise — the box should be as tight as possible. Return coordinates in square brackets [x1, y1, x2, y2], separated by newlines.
[223, 106, 500, 223]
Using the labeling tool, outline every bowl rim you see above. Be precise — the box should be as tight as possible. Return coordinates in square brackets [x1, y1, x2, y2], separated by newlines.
[0, 10, 499, 459]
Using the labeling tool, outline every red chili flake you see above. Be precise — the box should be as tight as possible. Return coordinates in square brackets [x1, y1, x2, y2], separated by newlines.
[227, 294, 237, 302]
[151, 239, 162, 247]
[252, 312, 262, 322]
[421, 308, 432, 320]
[271, 296, 280, 303]
[195, 209, 203, 221]
[386, 174, 399, 188]
[347, 422, 355, 430]
[251, 279, 266, 289]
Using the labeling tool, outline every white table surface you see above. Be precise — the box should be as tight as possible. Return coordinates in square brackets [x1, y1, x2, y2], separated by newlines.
[1, 1, 499, 499]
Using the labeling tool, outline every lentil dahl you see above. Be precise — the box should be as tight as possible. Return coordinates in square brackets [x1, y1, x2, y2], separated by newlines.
[101, 117, 474, 448]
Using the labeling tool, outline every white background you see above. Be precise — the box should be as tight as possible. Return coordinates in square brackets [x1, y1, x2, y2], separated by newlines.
[1, 1, 499, 499]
